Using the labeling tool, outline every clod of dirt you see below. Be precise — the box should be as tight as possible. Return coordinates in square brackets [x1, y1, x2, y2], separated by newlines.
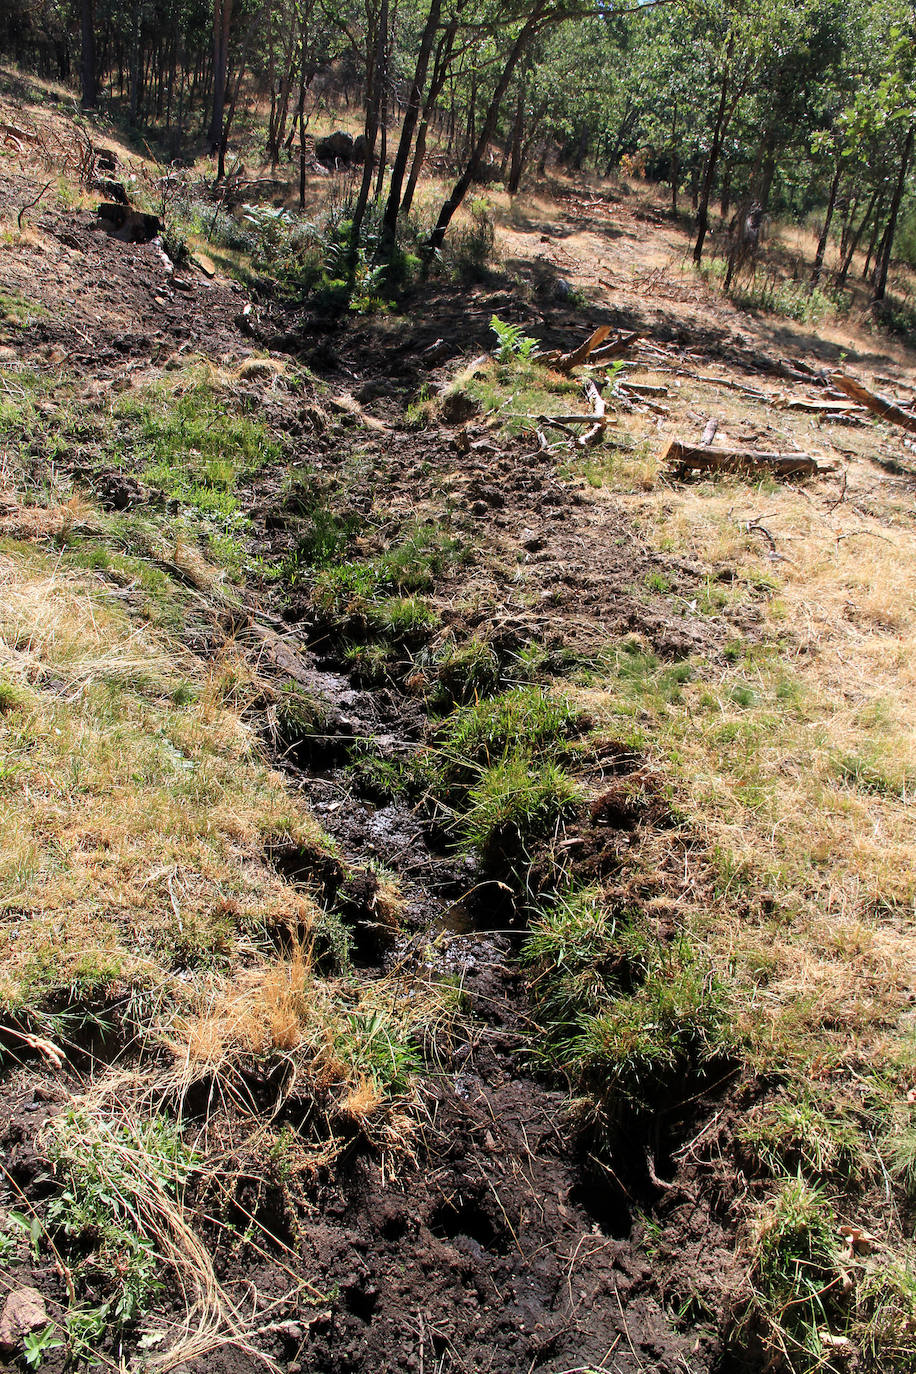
[96, 202, 161, 243]
[441, 390, 481, 425]
[0, 1287, 47, 1352]
[92, 470, 151, 511]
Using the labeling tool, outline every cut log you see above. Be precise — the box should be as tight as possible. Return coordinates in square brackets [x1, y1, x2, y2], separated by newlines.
[831, 373, 916, 433]
[664, 440, 825, 477]
[701, 418, 719, 446]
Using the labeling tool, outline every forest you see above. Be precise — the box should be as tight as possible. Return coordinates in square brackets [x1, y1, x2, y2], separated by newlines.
[3, 0, 916, 303]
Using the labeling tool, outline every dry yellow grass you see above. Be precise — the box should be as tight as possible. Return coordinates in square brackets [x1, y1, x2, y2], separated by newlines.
[568, 355, 916, 1075]
[0, 537, 329, 1010]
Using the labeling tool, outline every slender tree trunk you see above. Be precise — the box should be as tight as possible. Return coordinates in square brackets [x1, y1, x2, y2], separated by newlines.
[217, 16, 254, 181]
[862, 201, 885, 280]
[382, 0, 441, 244]
[426, 7, 546, 259]
[693, 39, 733, 265]
[811, 158, 842, 285]
[839, 190, 858, 260]
[508, 80, 526, 194]
[669, 99, 678, 215]
[128, 4, 142, 124]
[401, 23, 455, 217]
[80, 0, 97, 108]
[208, 0, 232, 150]
[352, 0, 388, 242]
[719, 166, 731, 218]
[872, 123, 914, 302]
[837, 187, 879, 285]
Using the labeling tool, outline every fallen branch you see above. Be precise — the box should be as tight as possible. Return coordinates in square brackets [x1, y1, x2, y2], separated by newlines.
[689, 373, 769, 401]
[663, 440, 827, 477]
[831, 373, 916, 434]
[579, 378, 607, 447]
[587, 331, 641, 364]
[551, 324, 610, 372]
[538, 326, 640, 372]
[17, 179, 53, 230]
[780, 397, 866, 415]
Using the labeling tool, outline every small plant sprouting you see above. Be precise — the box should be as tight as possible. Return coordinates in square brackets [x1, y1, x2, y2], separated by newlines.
[490, 315, 539, 363]
[22, 1324, 64, 1369]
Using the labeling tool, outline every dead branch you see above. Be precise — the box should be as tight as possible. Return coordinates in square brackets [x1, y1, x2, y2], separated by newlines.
[579, 378, 607, 447]
[547, 324, 610, 372]
[831, 373, 916, 434]
[17, 180, 53, 230]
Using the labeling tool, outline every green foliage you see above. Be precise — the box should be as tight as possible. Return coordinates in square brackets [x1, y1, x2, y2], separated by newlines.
[0, 677, 33, 713]
[334, 1005, 422, 1095]
[743, 1176, 842, 1366]
[432, 635, 503, 706]
[727, 275, 852, 323]
[459, 754, 581, 863]
[524, 888, 729, 1114]
[428, 686, 580, 801]
[45, 1108, 194, 1328]
[119, 372, 283, 524]
[490, 314, 540, 362]
[738, 1093, 863, 1182]
[572, 936, 728, 1108]
[22, 1324, 64, 1368]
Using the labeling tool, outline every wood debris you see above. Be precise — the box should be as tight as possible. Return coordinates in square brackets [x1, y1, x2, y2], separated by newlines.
[832, 373, 916, 434]
[663, 440, 827, 478]
[538, 326, 639, 372]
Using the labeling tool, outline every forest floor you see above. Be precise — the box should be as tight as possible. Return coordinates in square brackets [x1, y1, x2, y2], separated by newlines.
[1, 68, 916, 1374]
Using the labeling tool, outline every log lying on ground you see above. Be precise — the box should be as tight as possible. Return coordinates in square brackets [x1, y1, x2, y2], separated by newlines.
[588, 331, 641, 364]
[664, 440, 827, 477]
[831, 373, 916, 433]
[781, 397, 866, 414]
[538, 327, 640, 372]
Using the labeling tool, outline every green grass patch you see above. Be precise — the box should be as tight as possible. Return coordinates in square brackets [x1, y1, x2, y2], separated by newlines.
[525, 893, 730, 1115]
[117, 370, 284, 520]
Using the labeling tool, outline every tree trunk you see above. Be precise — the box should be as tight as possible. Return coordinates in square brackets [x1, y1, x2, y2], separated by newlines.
[837, 187, 879, 286]
[862, 202, 885, 280]
[508, 80, 526, 194]
[426, 8, 546, 259]
[80, 0, 97, 108]
[208, 0, 232, 150]
[401, 22, 455, 217]
[216, 14, 253, 181]
[382, 0, 441, 244]
[719, 166, 731, 218]
[128, 3, 142, 124]
[669, 99, 678, 215]
[811, 158, 842, 285]
[693, 38, 733, 265]
[352, 0, 388, 242]
[757, 143, 777, 210]
[872, 123, 915, 302]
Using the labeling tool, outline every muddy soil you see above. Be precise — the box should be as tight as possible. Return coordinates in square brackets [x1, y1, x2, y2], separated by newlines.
[0, 152, 832, 1374]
